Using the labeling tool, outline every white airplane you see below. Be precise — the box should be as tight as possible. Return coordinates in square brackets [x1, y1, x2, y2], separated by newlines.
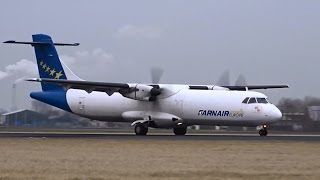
[4, 34, 288, 136]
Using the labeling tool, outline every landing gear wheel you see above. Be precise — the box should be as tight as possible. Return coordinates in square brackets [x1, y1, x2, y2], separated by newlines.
[134, 123, 148, 135]
[173, 127, 187, 136]
[259, 129, 268, 136]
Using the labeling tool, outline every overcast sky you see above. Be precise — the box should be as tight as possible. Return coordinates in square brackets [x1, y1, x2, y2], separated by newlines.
[0, 0, 319, 110]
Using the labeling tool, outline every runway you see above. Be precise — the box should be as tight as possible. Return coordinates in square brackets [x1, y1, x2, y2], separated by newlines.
[0, 132, 320, 141]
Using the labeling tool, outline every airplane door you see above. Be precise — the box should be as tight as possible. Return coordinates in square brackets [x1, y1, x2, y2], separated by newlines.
[78, 97, 85, 115]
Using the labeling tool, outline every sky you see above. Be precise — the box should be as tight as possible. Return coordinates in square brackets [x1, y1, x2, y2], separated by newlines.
[0, 0, 319, 110]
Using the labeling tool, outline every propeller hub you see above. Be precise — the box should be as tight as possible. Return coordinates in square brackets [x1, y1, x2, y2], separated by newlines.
[150, 87, 161, 96]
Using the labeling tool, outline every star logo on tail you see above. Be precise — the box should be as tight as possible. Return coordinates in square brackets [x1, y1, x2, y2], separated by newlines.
[38, 61, 64, 79]
[55, 71, 63, 79]
[49, 69, 56, 76]
[42, 63, 47, 69]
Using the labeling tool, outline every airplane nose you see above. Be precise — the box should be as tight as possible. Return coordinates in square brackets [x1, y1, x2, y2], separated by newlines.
[272, 106, 282, 120]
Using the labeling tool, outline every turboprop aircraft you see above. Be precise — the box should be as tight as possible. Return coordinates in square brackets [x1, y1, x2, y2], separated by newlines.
[4, 34, 288, 136]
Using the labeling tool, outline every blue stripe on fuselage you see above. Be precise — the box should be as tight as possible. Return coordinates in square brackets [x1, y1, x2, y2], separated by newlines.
[30, 91, 71, 112]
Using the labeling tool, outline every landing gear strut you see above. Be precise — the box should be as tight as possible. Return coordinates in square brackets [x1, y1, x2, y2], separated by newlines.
[173, 127, 187, 135]
[259, 125, 268, 136]
[134, 123, 148, 135]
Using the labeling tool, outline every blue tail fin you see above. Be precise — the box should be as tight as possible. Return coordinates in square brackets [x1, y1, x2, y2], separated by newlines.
[32, 34, 67, 91]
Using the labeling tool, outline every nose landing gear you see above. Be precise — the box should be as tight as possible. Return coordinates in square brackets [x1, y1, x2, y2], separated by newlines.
[259, 125, 268, 136]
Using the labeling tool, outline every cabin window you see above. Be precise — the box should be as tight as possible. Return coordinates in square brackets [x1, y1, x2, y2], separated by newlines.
[242, 97, 249, 104]
[248, 97, 257, 104]
[257, 98, 268, 104]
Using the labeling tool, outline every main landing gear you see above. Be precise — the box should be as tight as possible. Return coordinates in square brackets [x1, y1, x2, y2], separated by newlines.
[134, 122, 187, 136]
[134, 123, 148, 135]
[173, 127, 187, 136]
[259, 125, 268, 136]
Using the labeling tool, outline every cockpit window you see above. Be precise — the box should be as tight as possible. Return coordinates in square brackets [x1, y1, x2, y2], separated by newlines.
[242, 97, 249, 104]
[257, 98, 268, 104]
[248, 98, 257, 104]
[266, 98, 271, 104]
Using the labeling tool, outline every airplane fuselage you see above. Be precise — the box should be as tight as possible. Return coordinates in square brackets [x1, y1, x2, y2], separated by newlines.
[56, 85, 282, 128]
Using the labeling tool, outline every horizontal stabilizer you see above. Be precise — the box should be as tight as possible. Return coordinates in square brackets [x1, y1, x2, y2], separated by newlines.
[222, 85, 289, 91]
[3, 40, 79, 46]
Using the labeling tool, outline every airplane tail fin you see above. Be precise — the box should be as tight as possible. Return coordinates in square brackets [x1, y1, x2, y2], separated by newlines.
[4, 34, 79, 91]
[33, 34, 67, 91]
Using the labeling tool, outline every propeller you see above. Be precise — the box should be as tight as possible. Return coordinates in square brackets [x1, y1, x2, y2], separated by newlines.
[234, 74, 247, 86]
[216, 71, 247, 86]
[217, 71, 230, 86]
[149, 67, 164, 101]
[151, 67, 164, 84]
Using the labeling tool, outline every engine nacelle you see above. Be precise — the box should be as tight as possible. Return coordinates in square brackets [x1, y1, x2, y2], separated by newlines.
[123, 84, 161, 101]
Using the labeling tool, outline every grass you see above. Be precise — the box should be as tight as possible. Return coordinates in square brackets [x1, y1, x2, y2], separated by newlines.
[0, 138, 319, 180]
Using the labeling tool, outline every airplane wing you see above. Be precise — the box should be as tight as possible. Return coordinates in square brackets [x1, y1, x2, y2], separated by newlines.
[27, 78, 289, 98]
[222, 85, 289, 91]
[26, 78, 131, 95]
